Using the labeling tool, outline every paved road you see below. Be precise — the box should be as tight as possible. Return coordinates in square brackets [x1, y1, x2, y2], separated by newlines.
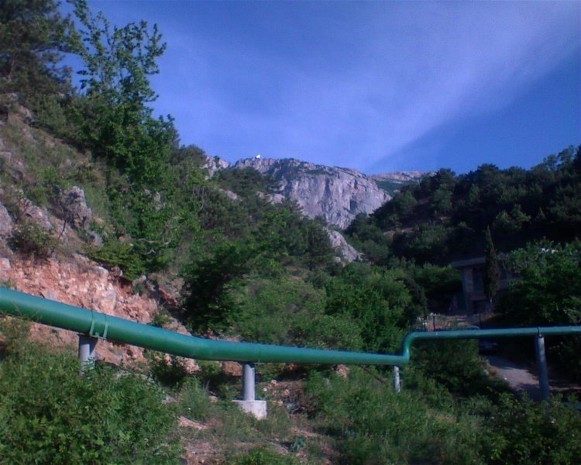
[486, 355, 541, 400]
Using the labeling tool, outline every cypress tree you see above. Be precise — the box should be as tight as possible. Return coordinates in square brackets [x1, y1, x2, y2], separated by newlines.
[484, 226, 499, 306]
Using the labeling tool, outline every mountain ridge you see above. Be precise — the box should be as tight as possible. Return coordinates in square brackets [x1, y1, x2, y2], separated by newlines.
[207, 155, 426, 229]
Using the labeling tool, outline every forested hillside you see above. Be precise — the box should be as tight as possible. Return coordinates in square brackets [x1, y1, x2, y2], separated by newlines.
[1, 1, 580, 464]
[347, 151, 580, 265]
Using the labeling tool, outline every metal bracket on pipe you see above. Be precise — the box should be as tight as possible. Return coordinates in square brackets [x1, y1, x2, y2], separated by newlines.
[89, 313, 109, 339]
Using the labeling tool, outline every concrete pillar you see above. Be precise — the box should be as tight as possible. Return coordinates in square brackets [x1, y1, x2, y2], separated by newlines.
[78, 334, 97, 372]
[233, 362, 267, 419]
[535, 334, 550, 401]
[243, 362, 256, 401]
[393, 366, 401, 393]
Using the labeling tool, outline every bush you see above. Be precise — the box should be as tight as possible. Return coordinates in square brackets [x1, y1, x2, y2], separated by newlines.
[0, 345, 180, 464]
[9, 223, 57, 258]
[411, 339, 504, 399]
[479, 395, 581, 465]
[147, 350, 189, 388]
[230, 276, 362, 350]
[324, 264, 412, 353]
[86, 237, 145, 280]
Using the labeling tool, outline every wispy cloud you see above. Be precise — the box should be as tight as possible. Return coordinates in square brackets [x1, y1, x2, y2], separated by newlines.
[93, 0, 579, 171]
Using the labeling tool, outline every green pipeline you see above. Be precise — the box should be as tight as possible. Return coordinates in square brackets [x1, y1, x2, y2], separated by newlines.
[1, 287, 580, 366]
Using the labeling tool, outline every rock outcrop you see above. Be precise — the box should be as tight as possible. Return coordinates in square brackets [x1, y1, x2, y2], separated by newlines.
[326, 229, 362, 262]
[0, 254, 156, 365]
[0, 254, 197, 373]
[59, 186, 93, 230]
[0, 202, 13, 238]
[371, 171, 427, 185]
[231, 158, 391, 229]
[202, 155, 230, 178]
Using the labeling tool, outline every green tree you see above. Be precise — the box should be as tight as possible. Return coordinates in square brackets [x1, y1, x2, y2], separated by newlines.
[256, 203, 333, 270]
[428, 169, 456, 216]
[325, 264, 412, 352]
[484, 226, 499, 305]
[0, 0, 74, 111]
[230, 276, 362, 350]
[61, 0, 183, 273]
[409, 264, 461, 312]
[183, 240, 256, 331]
[400, 223, 449, 264]
[70, 0, 174, 185]
[495, 241, 581, 378]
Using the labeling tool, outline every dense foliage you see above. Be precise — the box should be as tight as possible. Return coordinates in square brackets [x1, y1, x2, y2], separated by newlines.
[478, 395, 581, 465]
[0, 337, 179, 464]
[494, 241, 581, 378]
[348, 149, 580, 264]
[0, 0, 74, 116]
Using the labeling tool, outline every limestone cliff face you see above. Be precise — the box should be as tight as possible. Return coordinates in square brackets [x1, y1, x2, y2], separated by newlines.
[371, 171, 428, 186]
[231, 158, 392, 229]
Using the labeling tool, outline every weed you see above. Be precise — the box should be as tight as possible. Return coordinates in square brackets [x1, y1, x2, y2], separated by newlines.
[178, 378, 213, 421]
[255, 403, 292, 440]
[150, 309, 172, 328]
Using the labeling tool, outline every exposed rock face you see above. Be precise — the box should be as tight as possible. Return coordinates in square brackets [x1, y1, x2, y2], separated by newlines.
[18, 197, 53, 232]
[326, 229, 362, 263]
[231, 158, 392, 229]
[0, 202, 13, 238]
[0, 255, 155, 365]
[203, 155, 230, 178]
[0, 255, 196, 372]
[371, 171, 427, 185]
[60, 186, 92, 230]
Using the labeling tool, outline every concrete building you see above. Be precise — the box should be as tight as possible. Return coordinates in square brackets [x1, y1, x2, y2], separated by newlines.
[451, 256, 511, 314]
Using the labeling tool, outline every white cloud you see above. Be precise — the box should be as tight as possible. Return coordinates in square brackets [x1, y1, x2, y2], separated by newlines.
[142, 1, 579, 169]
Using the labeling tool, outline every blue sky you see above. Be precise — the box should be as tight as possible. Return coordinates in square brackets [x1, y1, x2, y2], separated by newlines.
[73, 1, 580, 174]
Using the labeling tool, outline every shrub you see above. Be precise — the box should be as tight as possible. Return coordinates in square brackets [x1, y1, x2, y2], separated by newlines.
[86, 237, 145, 280]
[479, 395, 581, 465]
[230, 276, 362, 350]
[147, 350, 189, 388]
[9, 223, 57, 258]
[411, 339, 502, 399]
[324, 264, 412, 353]
[0, 345, 180, 464]
[306, 369, 484, 465]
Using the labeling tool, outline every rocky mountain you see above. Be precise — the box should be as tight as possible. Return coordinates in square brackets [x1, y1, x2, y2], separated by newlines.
[371, 171, 428, 192]
[226, 157, 425, 229]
